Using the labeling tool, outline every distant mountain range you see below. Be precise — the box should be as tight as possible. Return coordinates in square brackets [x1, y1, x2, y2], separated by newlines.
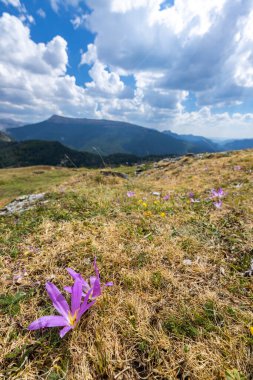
[1, 115, 253, 167]
[7, 115, 218, 156]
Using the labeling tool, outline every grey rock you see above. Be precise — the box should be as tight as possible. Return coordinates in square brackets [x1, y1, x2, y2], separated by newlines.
[0, 193, 46, 215]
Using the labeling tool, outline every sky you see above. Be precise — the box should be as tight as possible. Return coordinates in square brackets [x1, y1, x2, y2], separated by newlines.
[0, 0, 253, 138]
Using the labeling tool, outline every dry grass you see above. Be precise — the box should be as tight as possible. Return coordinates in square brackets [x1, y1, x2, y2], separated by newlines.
[0, 150, 253, 379]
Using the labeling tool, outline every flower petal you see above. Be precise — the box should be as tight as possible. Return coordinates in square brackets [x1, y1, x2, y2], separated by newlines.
[71, 278, 83, 314]
[66, 268, 82, 281]
[104, 281, 113, 287]
[66, 268, 90, 290]
[77, 288, 95, 321]
[46, 282, 70, 320]
[28, 315, 67, 330]
[92, 278, 101, 299]
[89, 276, 96, 288]
[59, 325, 72, 338]
[64, 286, 72, 294]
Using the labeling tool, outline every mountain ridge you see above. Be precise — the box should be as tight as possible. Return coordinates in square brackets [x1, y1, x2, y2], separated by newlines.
[7, 115, 215, 156]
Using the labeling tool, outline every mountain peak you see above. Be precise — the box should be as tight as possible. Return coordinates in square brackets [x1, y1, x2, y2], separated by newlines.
[48, 114, 66, 122]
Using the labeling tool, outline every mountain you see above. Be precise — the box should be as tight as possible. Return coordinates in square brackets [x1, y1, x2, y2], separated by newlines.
[7, 115, 207, 156]
[220, 139, 253, 151]
[163, 130, 217, 152]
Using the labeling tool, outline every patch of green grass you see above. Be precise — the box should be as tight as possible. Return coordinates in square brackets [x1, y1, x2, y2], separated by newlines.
[0, 291, 28, 316]
[163, 301, 224, 339]
[0, 166, 79, 204]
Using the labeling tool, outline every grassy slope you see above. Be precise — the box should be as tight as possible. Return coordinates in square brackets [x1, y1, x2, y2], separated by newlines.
[0, 166, 83, 207]
[0, 150, 252, 379]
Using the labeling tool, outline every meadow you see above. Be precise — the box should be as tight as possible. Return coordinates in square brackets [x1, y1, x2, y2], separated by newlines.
[0, 150, 252, 379]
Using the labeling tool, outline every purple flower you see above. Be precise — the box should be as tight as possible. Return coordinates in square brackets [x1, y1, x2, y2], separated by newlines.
[189, 192, 200, 203]
[28, 280, 95, 338]
[211, 188, 225, 198]
[65, 258, 113, 300]
[234, 165, 241, 171]
[127, 191, 135, 197]
[213, 200, 222, 209]
[163, 194, 170, 201]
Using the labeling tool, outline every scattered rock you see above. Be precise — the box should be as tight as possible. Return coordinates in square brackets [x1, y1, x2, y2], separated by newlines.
[0, 193, 46, 215]
[100, 170, 128, 179]
[152, 192, 161, 197]
[183, 259, 192, 266]
[244, 259, 253, 277]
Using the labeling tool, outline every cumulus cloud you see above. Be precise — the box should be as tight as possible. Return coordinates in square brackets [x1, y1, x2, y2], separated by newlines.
[75, 0, 253, 136]
[0, 13, 96, 121]
[1, 0, 253, 138]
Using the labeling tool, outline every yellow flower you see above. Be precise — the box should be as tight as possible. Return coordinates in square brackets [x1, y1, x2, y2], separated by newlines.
[137, 199, 143, 204]
[154, 200, 160, 205]
[250, 326, 253, 336]
[160, 212, 166, 218]
[144, 211, 152, 217]
[142, 202, 147, 208]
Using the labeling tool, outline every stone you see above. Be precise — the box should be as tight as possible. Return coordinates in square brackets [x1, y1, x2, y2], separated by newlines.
[0, 193, 46, 215]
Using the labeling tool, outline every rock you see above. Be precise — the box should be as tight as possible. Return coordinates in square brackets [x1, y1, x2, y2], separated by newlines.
[0, 193, 46, 215]
[100, 170, 128, 179]
[183, 259, 192, 266]
[244, 259, 253, 277]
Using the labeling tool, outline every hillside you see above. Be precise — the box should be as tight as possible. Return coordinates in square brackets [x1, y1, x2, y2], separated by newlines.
[163, 130, 217, 152]
[221, 139, 253, 151]
[0, 149, 252, 379]
[0, 131, 12, 143]
[0, 139, 173, 168]
[0, 140, 103, 168]
[7, 115, 210, 156]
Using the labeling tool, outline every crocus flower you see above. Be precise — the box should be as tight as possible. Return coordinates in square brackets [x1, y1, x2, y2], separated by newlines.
[65, 258, 113, 300]
[211, 188, 225, 198]
[213, 200, 222, 209]
[163, 194, 170, 201]
[127, 191, 135, 197]
[28, 279, 95, 338]
[234, 165, 241, 171]
[189, 192, 200, 203]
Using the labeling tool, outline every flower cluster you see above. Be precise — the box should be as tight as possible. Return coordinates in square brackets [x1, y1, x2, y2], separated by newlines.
[28, 259, 113, 338]
[210, 188, 225, 209]
[126, 186, 227, 215]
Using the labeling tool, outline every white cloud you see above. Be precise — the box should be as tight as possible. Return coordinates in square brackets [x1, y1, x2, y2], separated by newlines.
[71, 14, 87, 29]
[0, 0, 21, 8]
[49, 0, 85, 12]
[1, 1, 253, 139]
[0, 13, 96, 121]
[37, 8, 46, 18]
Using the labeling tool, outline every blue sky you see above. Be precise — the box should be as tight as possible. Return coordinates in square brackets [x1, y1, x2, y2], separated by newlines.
[0, 0, 253, 138]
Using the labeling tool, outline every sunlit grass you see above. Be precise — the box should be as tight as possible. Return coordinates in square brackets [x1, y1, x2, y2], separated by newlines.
[0, 150, 252, 379]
